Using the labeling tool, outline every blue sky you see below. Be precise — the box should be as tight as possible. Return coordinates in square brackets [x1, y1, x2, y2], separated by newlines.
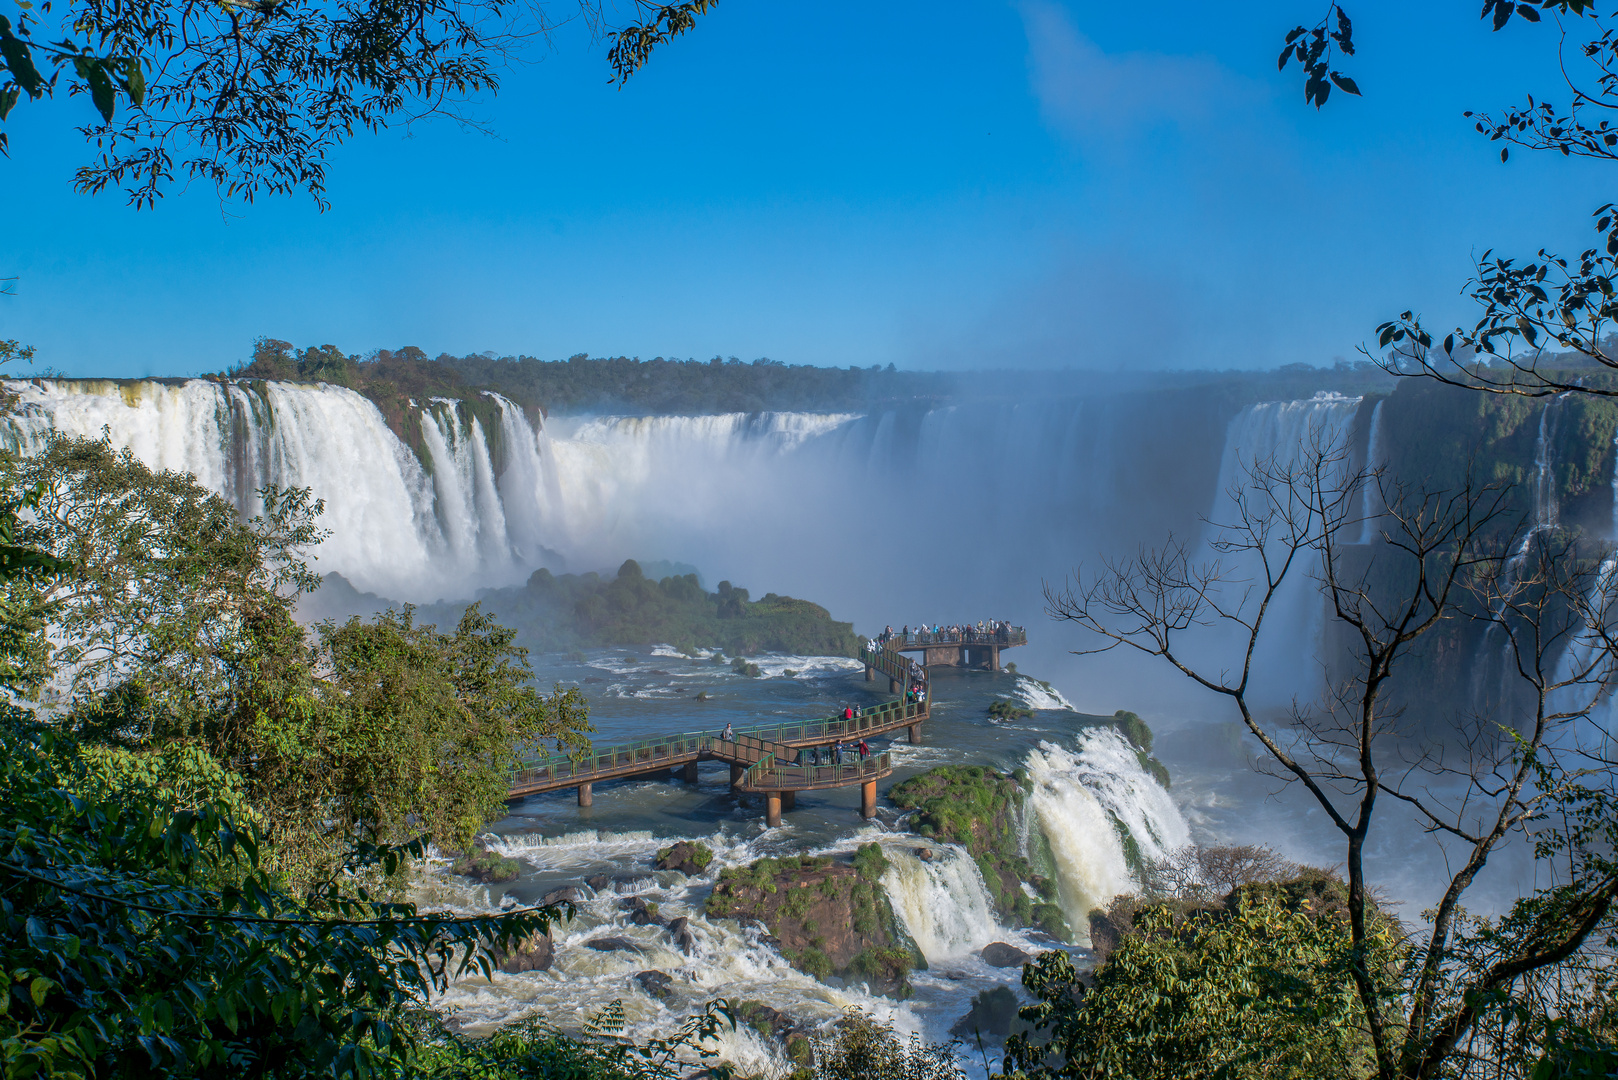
[2, 0, 1613, 377]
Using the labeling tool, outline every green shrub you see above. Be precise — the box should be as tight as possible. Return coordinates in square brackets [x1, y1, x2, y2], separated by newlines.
[1111, 710, 1153, 752]
[852, 843, 890, 881]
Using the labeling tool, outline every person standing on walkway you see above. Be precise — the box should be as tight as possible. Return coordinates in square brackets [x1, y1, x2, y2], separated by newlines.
[721, 723, 734, 741]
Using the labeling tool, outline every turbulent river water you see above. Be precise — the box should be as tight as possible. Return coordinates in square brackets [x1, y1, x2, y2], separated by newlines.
[418, 647, 1188, 1074]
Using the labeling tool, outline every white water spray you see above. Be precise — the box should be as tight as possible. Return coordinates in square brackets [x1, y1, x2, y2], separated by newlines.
[879, 843, 1005, 962]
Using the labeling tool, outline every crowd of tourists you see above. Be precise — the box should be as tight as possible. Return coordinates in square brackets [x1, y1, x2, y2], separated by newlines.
[798, 738, 871, 768]
[876, 619, 1022, 646]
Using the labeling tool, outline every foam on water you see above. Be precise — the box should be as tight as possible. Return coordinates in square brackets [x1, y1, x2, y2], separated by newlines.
[1013, 676, 1075, 712]
[879, 843, 1008, 962]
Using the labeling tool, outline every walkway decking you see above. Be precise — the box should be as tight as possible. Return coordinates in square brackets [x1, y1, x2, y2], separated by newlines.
[507, 642, 929, 825]
[882, 626, 1026, 671]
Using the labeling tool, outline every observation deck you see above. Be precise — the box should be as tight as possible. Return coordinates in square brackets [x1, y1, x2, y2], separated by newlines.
[507, 641, 929, 826]
[878, 625, 1026, 672]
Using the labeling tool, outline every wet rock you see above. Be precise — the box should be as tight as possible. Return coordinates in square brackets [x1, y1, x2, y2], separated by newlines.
[541, 886, 585, 906]
[733, 1000, 797, 1039]
[585, 874, 612, 891]
[950, 985, 1031, 1040]
[620, 896, 669, 927]
[655, 841, 715, 876]
[915, 847, 934, 862]
[493, 930, 553, 973]
[665, 916, 697, 954]
[451, 846, 521, 884]
[980, 942, 1032, 968]
[585, 936, 645, 954]
[635, 970, 674, 999]
[648, 669, 671, 676]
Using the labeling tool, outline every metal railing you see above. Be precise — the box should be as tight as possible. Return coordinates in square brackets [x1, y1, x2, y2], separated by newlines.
[880, 626, 1027, 648]
[738, 749, 892, 792]
[509, 657, 928, 791]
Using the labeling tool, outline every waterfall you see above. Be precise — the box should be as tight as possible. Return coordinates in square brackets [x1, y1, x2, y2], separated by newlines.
[879, 844, 1005, 962]
[1356, 400, 1386, 544]
[1196, 392, 1362, 706]
[1023, 729, 1190, 943]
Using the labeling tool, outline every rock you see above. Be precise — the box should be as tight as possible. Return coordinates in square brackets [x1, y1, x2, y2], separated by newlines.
[620, 896, 668, 927]
[666, 916, 697, 954]
[980, 942, 1032, 968]
[451, 846, 521, 884]
[493, 930, 554, 973]
[635, 970, 674, 999]
[733, 1000, 797, 1039]
[542, 886, 585, 906]
[585, 936, 645, 954]
[949, 986, 1031, 1040]
[915, 847, 934, 862]
[585, 874, 612, 891]
[655, 841, 716, 876]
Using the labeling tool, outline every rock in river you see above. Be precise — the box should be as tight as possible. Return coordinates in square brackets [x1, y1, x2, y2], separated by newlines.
[980, 942, 1032, 968]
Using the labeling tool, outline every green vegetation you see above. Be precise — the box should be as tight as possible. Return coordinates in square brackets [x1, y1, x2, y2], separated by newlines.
[987, 699, 1034, 721]
[1106, 711, 1171, 791]
[808, 1009, 964, 1080]
[656, 841, 714, 874]
[852, 842, 890, 881]
[1003, 881, 1401, 1080]
[887, 766, 1068, 939]
[416, 559, 858, 658]
[451, 847, 522, 884]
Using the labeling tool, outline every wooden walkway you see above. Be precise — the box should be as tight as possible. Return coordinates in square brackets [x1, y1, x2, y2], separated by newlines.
[507, 641, 929, 825]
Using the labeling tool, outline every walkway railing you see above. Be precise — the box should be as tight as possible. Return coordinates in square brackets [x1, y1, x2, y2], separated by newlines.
[882, 626, 1026, 648]
[737, 749, 892, 792]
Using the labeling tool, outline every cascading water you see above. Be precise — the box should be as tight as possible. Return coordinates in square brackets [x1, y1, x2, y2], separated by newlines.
[1196, 392, 1363, 707]
[879, 843, 1006, 962]
[1356, 399, 1386, 544]
[1023, 728, 1191, 941]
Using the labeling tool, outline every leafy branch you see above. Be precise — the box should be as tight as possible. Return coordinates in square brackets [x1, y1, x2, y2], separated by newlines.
[1277, 3, 1359, 109]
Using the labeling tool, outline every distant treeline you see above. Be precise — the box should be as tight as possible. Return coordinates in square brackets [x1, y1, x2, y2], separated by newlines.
[217, 336, 1418, 421]
[313, 559, 861, 657]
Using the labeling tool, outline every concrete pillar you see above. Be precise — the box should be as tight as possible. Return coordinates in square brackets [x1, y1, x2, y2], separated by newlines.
[908, 724, 920, 745]
[577, 782, 593, 808]
[889, 677, 900, 694]
[765, 793, 782, 828]
[781, 790, 797, 811]
[682, 761, 698, 784]
[861, 780, 877, 819]
[989, 645, 1000, 672]
[865, 664, 873, 682]
[730, 763, 744, 788]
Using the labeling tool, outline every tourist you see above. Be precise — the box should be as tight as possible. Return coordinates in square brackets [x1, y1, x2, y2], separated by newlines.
[843, 705, 853, 722]
[721, 722, 734, 741]
[854, 705, 862, 719]
[858, 739, 869, 759]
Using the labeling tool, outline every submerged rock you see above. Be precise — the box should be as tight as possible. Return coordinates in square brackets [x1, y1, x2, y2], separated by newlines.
[620, 896, 669, 927]
[585, 874, 611, 891]
[585, 936, 645, 954]
[665, 916, 697, 954]
[635, 970, 674, 999]
[494, 930, 554, 973]
[980, 941, 1032, 968]
[451, 846, 521, 884]
[541, 886, 585, 906]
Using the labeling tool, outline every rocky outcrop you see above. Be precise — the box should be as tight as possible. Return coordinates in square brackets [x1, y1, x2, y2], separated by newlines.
[656, 841, 715, 876]
[635, 970, 674, 999]
[451, 846, 521, 884]
[492, 930, 553, 973]
[665, 916, 697, 954]
[703, 846, 919, 997]
[541, 886, 585, 906]
[950, 986, 1035, 1043]
[585, 936, 645, 954]
[980, 942, 1032, 968]
[620, 895, 668, 926]
[887, 765, 1069, 940]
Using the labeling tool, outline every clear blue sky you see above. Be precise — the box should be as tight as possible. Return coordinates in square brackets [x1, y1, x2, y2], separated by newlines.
[2, 0, 1611, 377]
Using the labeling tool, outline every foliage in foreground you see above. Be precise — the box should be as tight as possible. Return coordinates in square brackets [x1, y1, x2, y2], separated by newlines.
[0, 434, 593, 882]
[0, 715, 566, 1079]
[806, 1010, 964, 1080]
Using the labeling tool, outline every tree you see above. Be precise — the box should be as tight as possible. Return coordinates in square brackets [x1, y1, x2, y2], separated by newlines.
[0, 433, 594, 882]
[1042, 434, 1618, 1079]
[0, 0, 716, 206]
[1003, 882, 1402, 1080]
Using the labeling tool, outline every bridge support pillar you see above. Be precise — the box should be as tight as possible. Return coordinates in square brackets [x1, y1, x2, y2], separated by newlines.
[781, 790, 796, 811]
[577, 782, 593, 808]
[889, 677, 900, 694]
[989, 645, 1000, 672]
[682, 761, 699, 784]
[861, 780, 877, 819]
[908, 724, 920, 744]
[765, 793, 783, 828]
[865, 664, 873, 682]
[730, 763, 744, 788]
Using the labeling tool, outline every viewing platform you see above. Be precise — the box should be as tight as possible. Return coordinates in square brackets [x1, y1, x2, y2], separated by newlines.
[507, 641, 927, 826]
[877, 624, 1026, 672]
